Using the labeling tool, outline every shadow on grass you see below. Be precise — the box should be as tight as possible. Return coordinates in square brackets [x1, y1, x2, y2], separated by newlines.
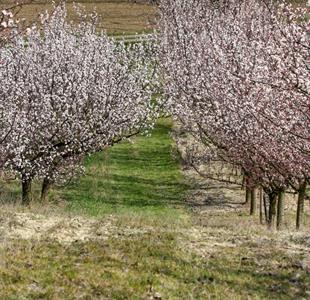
[185, 184, 245, 211]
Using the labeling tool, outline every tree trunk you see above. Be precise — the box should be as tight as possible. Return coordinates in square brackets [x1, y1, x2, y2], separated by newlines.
[296, 182, 307, 230]
[276, 190, 285, 230]
[268, 192, 277, 229]
[250, 188, 257, 215]
[22, 176, 32, 205]
[263, 192, 268, 223]
[245, 187, 251, 205]
[41, 177, 52, 202]
[259, 188, 264, 225]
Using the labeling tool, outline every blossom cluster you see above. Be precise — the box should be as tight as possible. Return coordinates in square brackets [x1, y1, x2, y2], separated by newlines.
[0, 8, 16, 45]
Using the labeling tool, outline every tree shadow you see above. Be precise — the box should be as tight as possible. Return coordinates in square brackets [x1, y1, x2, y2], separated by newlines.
[186, 183, 245, 211]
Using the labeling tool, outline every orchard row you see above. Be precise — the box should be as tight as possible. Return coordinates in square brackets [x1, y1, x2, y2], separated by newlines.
[0, 0, 309, 229]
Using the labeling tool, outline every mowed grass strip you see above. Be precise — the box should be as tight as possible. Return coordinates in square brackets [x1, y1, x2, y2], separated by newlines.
[61, 118, 189, 220]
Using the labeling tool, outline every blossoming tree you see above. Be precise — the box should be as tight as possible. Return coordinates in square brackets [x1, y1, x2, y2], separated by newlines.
[0, 5, 157, 204]
[157, 0, 310, 229]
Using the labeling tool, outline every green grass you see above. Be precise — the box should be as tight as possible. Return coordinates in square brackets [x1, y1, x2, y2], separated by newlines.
[59, 118, 188, 219]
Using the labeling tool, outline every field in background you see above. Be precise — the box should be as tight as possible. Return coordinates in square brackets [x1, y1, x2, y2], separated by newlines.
[0, 1, 156, 35]
[1, 0, 308, 35]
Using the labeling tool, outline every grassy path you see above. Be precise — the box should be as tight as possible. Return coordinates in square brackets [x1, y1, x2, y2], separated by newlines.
[62, 118, 188, 219]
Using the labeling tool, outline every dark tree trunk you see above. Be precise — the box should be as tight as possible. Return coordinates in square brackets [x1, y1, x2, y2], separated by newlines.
[22, 176, 32, 205]
[245, 187, 251, 205]
[268, 192, 277, 229]
[276, 190, 285, 230]
[250, 188, 257, 215]
[259, 188, 264, 224]
[41, 177, 52, 202]
[296, 182, 307, 230]
[263, 192, 268, 223]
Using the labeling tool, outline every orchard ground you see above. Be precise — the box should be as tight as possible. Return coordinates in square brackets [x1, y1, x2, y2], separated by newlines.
[0, 119, 310, 299]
